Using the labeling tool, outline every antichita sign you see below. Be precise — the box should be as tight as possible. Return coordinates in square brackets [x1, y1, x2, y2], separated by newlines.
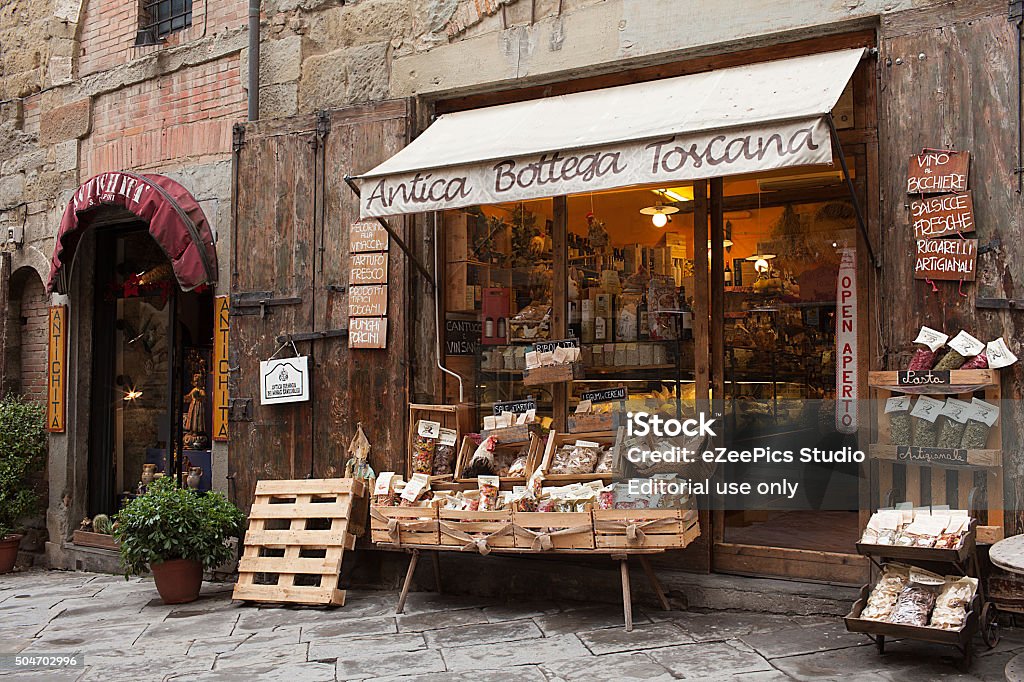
[212, 296, 230, 441]
[47, 305, 67, 432]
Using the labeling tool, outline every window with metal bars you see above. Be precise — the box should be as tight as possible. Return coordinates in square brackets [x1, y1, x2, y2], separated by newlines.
[138, 0, 192, 42]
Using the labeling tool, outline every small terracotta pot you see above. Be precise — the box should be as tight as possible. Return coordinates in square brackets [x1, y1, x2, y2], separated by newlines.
[0, 534, 23, 574]
[150, 558, 203, 604]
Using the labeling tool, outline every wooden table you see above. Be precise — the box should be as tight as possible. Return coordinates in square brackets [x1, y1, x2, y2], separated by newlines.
[377, 543, 672, 631]
[989, 535, 1024, 681]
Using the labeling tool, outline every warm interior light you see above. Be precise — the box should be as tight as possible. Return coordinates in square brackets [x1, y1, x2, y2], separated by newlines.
[754, 258, 770, 274]
[124, 388, 143, 401]
[640, 200, 678, 228]
[652, 213, 669, 228]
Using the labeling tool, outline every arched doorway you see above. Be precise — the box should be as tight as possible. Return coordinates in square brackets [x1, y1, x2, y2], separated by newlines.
[47, 171, 219, 519]
[4, 267, 48, 400]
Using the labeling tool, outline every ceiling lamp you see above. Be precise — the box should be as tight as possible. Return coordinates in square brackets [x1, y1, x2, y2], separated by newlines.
[746, 252, 776, 274]
[640, 202, 679, 227]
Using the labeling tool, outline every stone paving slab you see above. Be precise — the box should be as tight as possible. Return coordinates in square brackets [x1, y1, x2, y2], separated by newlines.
[1, 568, 1022, 681]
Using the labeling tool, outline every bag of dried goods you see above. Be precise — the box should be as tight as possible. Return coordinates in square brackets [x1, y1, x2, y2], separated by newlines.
[431, 428, 458, 477]
[372, 472, 400, 507]
[936, 398, 972, 449]
[861, 563, 910, 620]
[910, 396, 943, 448]
[503, 454, 529, 478]
[888, 568, 944, 626]
[550, 440, 602, 475]
[885, 396, 912, 447]
[907, 326, 948, 370]
[412, 420, 440, 474]
[986, 337, 1019, 369]
[934, 330, 984, 370]
[930, 577, 978, 630]
[478, 475, 500, 511]
[399, 473, 431, 507]
[961, 398, 999, 449]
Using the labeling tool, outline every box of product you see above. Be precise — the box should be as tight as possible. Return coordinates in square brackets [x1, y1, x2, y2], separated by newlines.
[438, 509, 516, 550]
[593, 508, 699, 549]
[514, 510, 595, 550]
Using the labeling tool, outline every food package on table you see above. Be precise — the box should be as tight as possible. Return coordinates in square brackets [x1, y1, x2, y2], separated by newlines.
[478, 475, 500, 511]
[504, 455, 529, 478]
[888, 567, 944, 626]
[861, 563, 910, 621]
[431, 427, 459, 477]
[411, 420, 440, 474]
[594, 448, 616, 474]
[550, 440, 603, 475]
[929, 577, 978, 630]
[859, 510, 901, 545]
[372, 472, 402, 507]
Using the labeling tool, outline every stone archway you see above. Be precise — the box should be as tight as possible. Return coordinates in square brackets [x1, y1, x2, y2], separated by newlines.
[4, 266, 48, 401]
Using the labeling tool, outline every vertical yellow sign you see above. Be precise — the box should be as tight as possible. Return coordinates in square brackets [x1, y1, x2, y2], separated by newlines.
[213, 296, 230, 441]
[47, 305, 67, 433]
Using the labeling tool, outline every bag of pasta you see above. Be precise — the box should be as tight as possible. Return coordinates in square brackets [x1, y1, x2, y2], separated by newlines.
[861, 563, 910, 621]
[889, 567, 944, 626]
[907, 326, 948, 370]
[929, 577, 978, 630]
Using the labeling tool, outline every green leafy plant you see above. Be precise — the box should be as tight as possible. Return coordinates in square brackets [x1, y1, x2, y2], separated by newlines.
[0, 396, 47, 539]
[114, 477, 244, 576]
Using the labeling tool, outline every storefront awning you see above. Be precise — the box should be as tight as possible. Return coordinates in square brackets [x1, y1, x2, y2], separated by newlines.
[355, 48, 866, 218]
[47, 171, 218, 294]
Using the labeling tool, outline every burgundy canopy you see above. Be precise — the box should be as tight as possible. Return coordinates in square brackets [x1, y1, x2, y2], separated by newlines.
[47, 171, 218, 294]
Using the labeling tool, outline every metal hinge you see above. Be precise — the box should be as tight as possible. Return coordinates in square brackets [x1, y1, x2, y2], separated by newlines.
[1011, 0, 1023, 23]
[227, 398, 253, 422]
[976, 298, 1024, 310]
[275, 328, 348, 344]
[232, 123, 246, 152]
[230, 291, 303, 318]
[317, 110, 331, 139]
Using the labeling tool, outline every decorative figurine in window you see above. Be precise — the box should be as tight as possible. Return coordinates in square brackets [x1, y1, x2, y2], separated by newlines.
[182, 372, 208, 450]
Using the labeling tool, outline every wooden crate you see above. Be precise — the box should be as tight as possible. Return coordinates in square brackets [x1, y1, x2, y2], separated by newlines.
[408, 403, 474, 481]
[539, 429, 623, 482]
[593, 508, 700, 550]
[845, 583, 980, 647]
[868, 371, 1003, 539]
[369, 505, 439, 546]
[454, 434, 540, 485]
[232, 478, 365, 607]
[439, 509, 517, 551]
[567, 412, 615, 433]
[513, 511, 595, 550]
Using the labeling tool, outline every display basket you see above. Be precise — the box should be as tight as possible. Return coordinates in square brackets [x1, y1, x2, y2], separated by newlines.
[454, 434, 541, 485]
[369, 505, 440, 546]
[856, 519, 977, 566]
[438, 509, 518, 552]
[539, 429, 622, 483]
[513, 510, 595, 550]
[407, 403, 474, 482]
[522, 362, 584, 386]
[593, 508, 699, 550]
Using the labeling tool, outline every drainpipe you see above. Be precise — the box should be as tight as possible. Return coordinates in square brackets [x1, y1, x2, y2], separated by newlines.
[247, 0, 260, 120]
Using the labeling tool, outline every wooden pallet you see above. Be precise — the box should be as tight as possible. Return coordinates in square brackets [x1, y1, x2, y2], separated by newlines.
[233, 478, 365, 606]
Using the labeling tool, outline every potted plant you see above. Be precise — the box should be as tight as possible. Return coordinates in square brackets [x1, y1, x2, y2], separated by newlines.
[0, 397, 47, 574]
[114, 477, 244, 604]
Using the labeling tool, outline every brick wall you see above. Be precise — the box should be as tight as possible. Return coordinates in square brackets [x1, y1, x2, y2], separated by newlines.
[81, 54, 245, 177]
[78, 0, 247, 78]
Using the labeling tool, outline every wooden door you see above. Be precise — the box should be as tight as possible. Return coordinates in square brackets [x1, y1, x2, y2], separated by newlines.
[229, 102, 411, 510]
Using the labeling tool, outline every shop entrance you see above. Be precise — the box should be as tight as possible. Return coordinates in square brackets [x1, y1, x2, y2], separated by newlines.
[87, 224, 214, 516]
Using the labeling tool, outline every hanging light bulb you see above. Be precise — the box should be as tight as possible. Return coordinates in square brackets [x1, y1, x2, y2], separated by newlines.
[640, 199, 678, 228]
[754, 258, 770, 274]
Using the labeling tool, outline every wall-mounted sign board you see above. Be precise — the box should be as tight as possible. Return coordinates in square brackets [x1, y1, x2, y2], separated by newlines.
[907, 151, 969, 194]
[914, 238, 977, 281]
[47, 305, 67, 432]
[580, 387, 627, 403]
[349, 220, 390, 253]
[349, 317, 387, 348]
[213, 296, 230, 441]
[532, 337, 581, 354]
[445, 318, 482, 356]
[260, 356, 310, 405]
[349, 253, 388, 285]
[491, 397, 537, 415]
[911, 191, 975, 239]
[348, 285, 388, 317]
[897, 370, 951, 387]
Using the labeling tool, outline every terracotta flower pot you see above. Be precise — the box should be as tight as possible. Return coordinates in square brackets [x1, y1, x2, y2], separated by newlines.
[150, 558, 203, 604]
[0, 534, 23, 574]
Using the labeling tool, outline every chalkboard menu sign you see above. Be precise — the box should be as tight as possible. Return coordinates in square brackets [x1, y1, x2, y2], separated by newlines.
[897, 370, 951, 386]
[896, 446, 968, 466]
[580, 387, 627, 403]
[531, 337, 580, 354]
[445, 318, 481, 356]
[491, 398, 537, 416]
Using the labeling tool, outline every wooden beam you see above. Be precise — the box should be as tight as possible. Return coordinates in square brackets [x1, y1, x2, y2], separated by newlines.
[709, 178, 725, 414]
[691, 180, 710, 419]
[552, 195, 568, 431]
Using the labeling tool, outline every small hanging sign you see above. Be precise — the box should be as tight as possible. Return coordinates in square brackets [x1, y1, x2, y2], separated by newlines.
[212, 296, 230, 441]
[910, 192, 975, 239]
[492, 397, 537, 416]
[348, 284, 388, 317]
[260, 356, 310, 405]
[914, 238, 977, 281]
[47, 305, 67, 432]
[348, 317, 387, 349]
[907, 151, 969, 194]
[349, 253, 388, 285]
[580, 387, 627, 403]
[349, 220, 390, 253]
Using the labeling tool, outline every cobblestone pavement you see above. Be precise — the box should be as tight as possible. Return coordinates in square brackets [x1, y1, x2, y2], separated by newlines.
[1, 569, 1023, 681]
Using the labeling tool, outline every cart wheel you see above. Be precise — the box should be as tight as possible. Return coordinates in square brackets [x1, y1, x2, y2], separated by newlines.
[875, 635, 885, 654]
[982, 603, 1001, 649]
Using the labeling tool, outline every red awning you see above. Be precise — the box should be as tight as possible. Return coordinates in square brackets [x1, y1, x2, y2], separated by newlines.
[47, 171, 218, 294]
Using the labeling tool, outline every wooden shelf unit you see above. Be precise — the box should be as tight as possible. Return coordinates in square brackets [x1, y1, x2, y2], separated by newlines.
[868, 371, 1003, 541]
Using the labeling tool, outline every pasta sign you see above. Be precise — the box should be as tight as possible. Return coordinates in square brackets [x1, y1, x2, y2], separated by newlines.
[835, 249, 857, 434]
